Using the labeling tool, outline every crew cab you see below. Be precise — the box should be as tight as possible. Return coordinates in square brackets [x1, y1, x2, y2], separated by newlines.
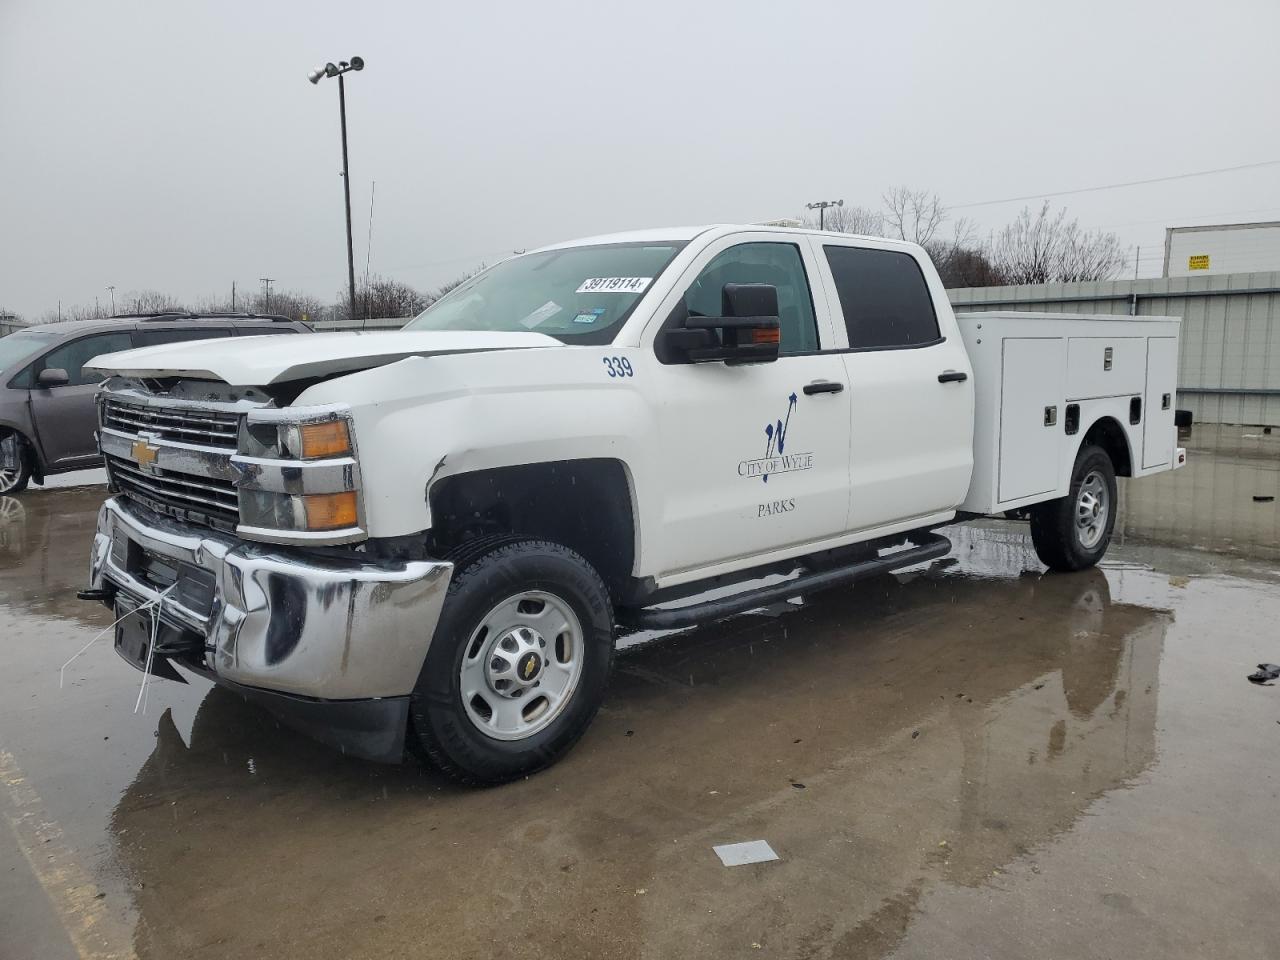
[79, 225, 1185, 784]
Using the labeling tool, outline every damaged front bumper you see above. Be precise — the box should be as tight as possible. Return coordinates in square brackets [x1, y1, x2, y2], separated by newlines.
[87, 496, 453, 762]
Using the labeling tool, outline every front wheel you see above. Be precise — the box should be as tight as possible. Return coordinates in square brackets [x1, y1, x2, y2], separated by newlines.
[0, 432, 31, 495]
[409, 539, 614, 785]
[1029, 444, 1118, 572]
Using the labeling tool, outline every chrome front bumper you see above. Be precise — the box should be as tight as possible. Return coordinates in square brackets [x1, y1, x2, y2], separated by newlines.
[89, 497, 453, 700]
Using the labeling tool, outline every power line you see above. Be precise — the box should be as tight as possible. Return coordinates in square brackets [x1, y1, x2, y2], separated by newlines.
[953, 159, 1280, 209]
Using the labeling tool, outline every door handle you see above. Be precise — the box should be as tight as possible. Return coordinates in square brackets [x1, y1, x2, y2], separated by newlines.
[803, 381, 845, 396]
[938, 370, 968, 383]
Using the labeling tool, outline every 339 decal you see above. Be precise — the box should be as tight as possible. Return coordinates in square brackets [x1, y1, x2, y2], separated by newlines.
[602, 356, 634, 378]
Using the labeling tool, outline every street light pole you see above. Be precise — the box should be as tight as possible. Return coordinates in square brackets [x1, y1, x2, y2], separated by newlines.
[805, 199, 843, 231]
[337, 74, 357, 321]
[309, 56, 365, 321]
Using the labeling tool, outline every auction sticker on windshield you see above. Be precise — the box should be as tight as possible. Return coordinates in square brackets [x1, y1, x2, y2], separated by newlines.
[575, 277, 651, 294]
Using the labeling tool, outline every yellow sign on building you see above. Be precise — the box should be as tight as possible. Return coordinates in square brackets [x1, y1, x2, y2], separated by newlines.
[1188, 255, 1210, 270]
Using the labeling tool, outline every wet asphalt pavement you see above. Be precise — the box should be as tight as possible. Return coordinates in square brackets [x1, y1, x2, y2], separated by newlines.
[2, 425, 1279, 960]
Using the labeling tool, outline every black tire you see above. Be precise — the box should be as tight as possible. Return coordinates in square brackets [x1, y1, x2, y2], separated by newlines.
[409, 539, 614, 785]
[1029, 444, 1117, 572]
[0, 431, 31, 495]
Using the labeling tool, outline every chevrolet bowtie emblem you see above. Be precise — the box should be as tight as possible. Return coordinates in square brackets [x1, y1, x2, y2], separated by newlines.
[131, 439, 159, 468]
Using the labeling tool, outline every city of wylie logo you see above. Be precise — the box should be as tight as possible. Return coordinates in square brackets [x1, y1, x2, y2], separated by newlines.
[737, 391, 814, 483]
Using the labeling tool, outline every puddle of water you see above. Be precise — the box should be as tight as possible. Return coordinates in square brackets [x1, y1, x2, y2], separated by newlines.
[1, 428, 1279, 958]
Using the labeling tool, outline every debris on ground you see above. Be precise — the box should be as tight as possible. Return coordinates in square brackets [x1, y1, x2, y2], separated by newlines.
[713, 840, 779, 866]
[1246, 663, 1280, 685]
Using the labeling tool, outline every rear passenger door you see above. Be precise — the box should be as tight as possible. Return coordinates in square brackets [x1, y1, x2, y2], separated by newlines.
[813, 241, 974, 533]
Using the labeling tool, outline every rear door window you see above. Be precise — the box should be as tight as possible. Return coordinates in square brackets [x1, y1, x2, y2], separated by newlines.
[132, 327, 233, 347]
[234, 325, 298, 336]
[823, 245, 941, 350]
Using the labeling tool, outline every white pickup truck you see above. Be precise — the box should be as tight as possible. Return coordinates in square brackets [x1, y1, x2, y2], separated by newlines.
[81, 225, 1186, 784]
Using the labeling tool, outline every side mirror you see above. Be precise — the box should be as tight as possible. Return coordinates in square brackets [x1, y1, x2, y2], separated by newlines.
[36, 367, 70, 388]
[660, 283, 781, 364]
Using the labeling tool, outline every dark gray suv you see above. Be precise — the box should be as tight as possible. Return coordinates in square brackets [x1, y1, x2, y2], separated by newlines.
[0, 314, 310, 492]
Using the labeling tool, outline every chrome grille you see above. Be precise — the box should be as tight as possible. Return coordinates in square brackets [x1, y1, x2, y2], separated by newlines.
[102, 398, 240, 449]
[105, 454, 240, 530]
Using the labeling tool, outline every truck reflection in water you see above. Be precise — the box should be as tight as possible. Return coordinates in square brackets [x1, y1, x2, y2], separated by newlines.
[103, 540, 1168, 959]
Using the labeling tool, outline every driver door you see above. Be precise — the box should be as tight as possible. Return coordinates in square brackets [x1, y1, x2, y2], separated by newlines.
[648, 237, 852, 577]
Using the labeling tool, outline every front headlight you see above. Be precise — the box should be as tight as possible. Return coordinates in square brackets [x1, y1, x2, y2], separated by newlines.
[240, 490, 360, 533]
[234, 408, 364, 542]
[240, 415, 353, 461]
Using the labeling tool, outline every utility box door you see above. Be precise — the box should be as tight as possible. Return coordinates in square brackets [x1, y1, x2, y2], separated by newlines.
[1066, 337, 1146, 400]
[999, 338, 1067, 503]
[1143, 337, 1178, 468]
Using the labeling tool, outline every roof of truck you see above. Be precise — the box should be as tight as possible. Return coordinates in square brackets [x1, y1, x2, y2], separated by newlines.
[536, 224, 923, 252]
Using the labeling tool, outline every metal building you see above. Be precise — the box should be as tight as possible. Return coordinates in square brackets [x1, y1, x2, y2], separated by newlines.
[949, 271, 1280, 427]
[1164, 222, 1280, 277]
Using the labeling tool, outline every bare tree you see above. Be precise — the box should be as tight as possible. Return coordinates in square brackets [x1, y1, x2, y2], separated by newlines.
[882, 187, 952, 246]
[120, 290, 186, 315]
[803, 204, 884, 236]
[989, 203, 1128, 284]
[428, 267, 484, 304]
[352, 274, 429, 319]
[251, 289, 328, 322]
[934, 246, 1007, 288]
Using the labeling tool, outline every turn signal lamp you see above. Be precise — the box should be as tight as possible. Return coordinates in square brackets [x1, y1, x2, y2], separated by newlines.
[303, 491, 359, 530]
[299, 420, 352, 459]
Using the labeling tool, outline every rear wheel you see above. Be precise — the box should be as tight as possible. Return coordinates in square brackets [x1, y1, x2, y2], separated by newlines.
[409, 539, 614, 785]
[0, 432, 31, 495]
[1029, 444, 1117, 572]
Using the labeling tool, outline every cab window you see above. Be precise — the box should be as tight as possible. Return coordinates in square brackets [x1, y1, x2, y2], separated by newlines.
[25, 332, 135, 387]
[683, 243, 819, 355]
[823, 245, 941, 350]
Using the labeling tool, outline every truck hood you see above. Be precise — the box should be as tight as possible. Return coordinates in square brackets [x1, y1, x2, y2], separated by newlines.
[86, 330, 563, 386]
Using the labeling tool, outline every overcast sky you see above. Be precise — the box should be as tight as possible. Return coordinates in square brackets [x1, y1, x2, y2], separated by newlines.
[3, 0, 1279, 319]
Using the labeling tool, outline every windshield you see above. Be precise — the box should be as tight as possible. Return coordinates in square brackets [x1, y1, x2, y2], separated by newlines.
[0, 331, 60, 375]
[404, 242, 686, 344]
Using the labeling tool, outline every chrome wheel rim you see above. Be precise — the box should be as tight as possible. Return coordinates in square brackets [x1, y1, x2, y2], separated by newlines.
[0, 435, 21, 493]
[459, 590, 585, 741]
[1075, 470, 1109, 550]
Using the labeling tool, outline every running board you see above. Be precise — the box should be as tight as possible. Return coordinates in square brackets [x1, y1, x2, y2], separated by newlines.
[619, 534, 952, 631]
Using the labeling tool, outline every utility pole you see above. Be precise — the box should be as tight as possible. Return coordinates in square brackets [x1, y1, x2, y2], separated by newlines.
[1134, 246, 1140, 280]
[95, 296, 100, 317]
[260, 277, 274, 313]
[107, 285, 116, 314]
[364, 179, 376, 320]
[231, 280, 236, 312]
[805, 199, 843, 231]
